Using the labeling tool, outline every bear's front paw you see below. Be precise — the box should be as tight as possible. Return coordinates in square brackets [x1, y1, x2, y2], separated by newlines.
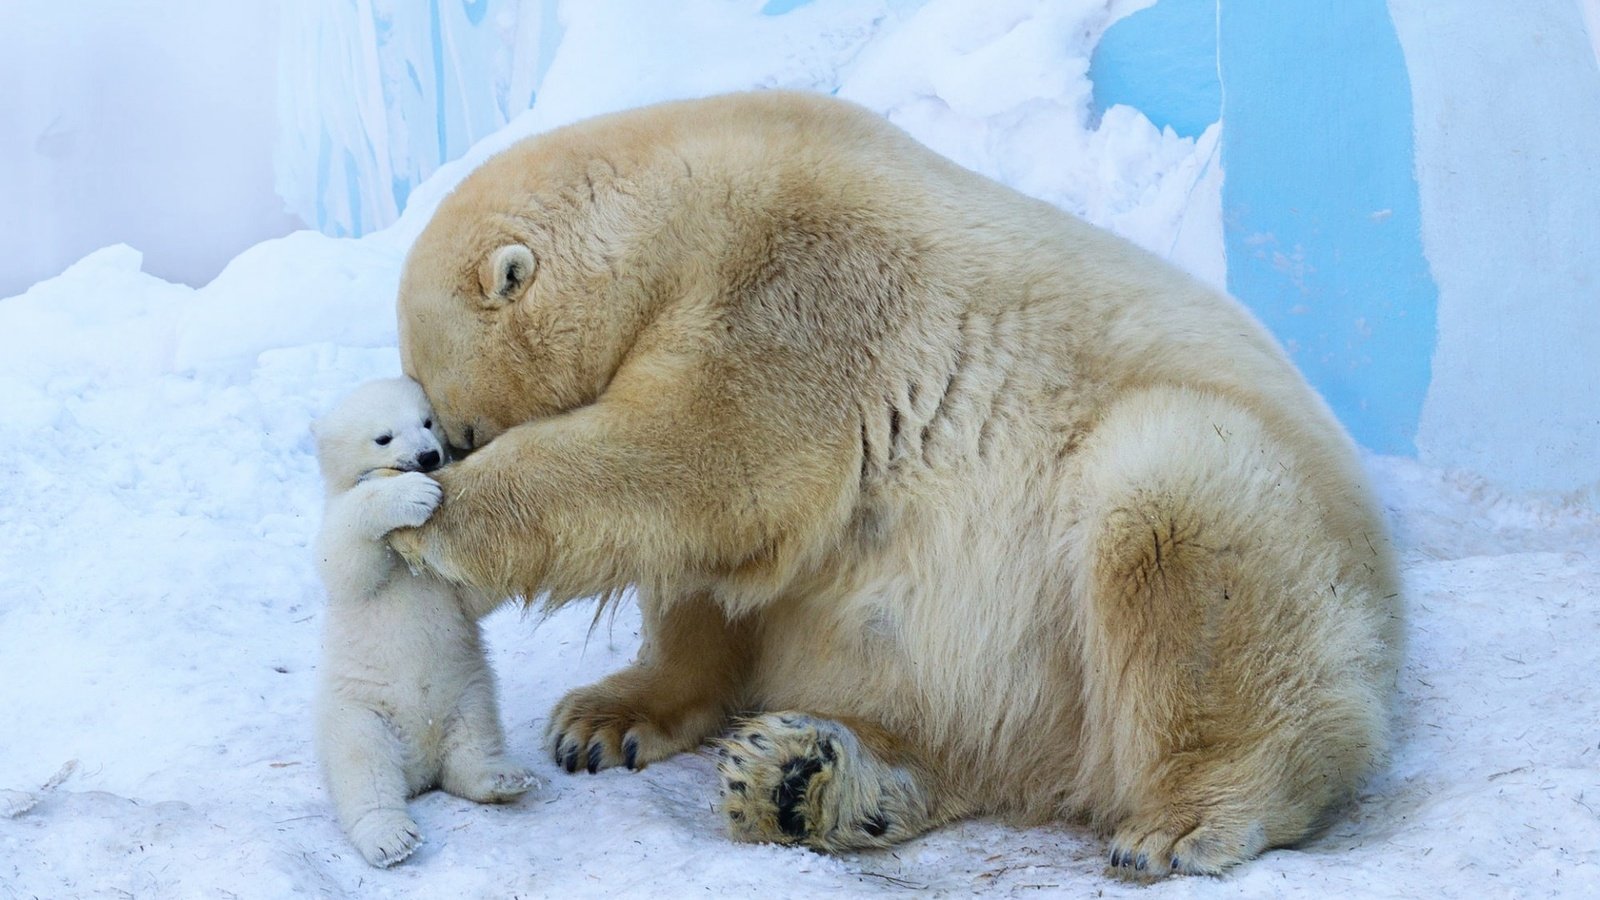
[548, 675, 722, 774]
[347, 808, 423, 868]
[378, 471, 442, 530]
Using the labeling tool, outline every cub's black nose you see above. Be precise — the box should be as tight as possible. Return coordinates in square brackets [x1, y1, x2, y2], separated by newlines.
[417, 449, 442, 472]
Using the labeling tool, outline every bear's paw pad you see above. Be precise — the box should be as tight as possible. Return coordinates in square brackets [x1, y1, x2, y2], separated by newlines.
[715, 713, 897, 851]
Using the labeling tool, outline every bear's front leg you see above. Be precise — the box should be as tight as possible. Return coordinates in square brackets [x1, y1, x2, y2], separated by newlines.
[388, 397, 856, 610]
[548, 590, 753, 773]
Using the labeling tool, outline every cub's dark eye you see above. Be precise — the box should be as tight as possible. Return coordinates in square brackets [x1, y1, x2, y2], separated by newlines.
[423, 419, 432, 429]
[375, 435, 392, 446]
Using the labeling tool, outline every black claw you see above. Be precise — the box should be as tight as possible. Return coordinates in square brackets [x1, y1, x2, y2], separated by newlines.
[862, 813, 888, 837]
[818, 740, 837, 763]
[726, 780, 746, 794]
[747, 732, 768, 748]
[552, 733, 567, 765]
[775, 757, 826, 838]
[1110, 848, 1126, 867]
[1135, 852, 1148, 871]
[562, 745, 580, 773]
[1171, 855, 1182, 873]
[586, 743, 602, 774]
[624, 737, 639, 770]
[730, 755, 744, 767]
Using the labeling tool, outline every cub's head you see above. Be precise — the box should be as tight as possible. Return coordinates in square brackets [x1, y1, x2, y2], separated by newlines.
[312, 377, 446, 492]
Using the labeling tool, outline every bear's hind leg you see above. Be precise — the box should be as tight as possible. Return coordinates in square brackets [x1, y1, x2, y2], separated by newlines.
[715, 712, 963, 851]
[1074, 387, 1392, 879]
[550, 591, 752, 773]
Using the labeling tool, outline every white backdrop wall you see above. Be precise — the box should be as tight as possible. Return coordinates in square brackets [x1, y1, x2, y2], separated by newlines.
[0, 0, 302, 297]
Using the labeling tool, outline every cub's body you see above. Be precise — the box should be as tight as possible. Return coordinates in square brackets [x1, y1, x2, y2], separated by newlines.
[313, 378, 537, 867]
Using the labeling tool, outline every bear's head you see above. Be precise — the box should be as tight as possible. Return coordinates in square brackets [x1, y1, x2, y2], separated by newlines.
[312, 377, 446, 492]
[396, 121, 700, 456]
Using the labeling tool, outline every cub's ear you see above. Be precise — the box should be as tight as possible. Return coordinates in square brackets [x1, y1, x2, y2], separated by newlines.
[478, 244, 537, 308]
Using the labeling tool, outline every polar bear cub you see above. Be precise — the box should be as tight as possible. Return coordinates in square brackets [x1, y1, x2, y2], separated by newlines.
[311, 377, 540, 867]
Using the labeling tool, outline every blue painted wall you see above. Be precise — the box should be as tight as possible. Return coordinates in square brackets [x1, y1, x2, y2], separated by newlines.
[1092, 1, 1438, 454]
[1219, 1, 1435, 454]
[1090, 0, 1220, 138]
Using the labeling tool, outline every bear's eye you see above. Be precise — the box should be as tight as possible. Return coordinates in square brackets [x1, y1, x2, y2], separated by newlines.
[375, 435, 392, 446]
[423, 418, 432, 429]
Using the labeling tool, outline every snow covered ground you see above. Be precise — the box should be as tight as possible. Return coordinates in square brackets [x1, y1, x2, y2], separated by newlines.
[5, 208, 1598, 900]
[3, 1, 1598, 896]
[2, 318, 1597, 899]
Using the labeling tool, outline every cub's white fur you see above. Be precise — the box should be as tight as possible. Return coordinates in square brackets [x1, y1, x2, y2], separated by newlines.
[312, 377, 538, 868]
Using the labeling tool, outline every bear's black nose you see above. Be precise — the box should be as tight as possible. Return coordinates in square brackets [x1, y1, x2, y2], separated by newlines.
[417, 449, 442, 472]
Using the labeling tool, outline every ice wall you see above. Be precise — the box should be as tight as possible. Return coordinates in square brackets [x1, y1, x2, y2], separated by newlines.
[13, 0, 1590, 498]
[1084, 0, 1599, 496]
[277, 0, 1222, 285]
[274, 0, 562, 237]
[1089, 0, 1439, 455]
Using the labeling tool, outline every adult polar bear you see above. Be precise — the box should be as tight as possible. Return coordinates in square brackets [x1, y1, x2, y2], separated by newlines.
[391, 91, 1401, 878]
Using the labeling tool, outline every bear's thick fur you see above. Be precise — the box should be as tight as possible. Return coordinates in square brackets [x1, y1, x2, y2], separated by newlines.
[313, 378, 539, 867]
[392, 91, 1401, 877]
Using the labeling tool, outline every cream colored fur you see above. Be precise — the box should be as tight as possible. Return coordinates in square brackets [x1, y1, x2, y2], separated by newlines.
[313, 378, 539, 868]
[390, 91, 1402, 878]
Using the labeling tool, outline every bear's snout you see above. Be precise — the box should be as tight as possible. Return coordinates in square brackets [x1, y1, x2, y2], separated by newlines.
[417, 449, 442, 472]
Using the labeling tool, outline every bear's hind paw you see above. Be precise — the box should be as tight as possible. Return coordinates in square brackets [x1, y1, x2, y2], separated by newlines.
[716, 713, 929, 852]
[1107, 812, 1267, 880]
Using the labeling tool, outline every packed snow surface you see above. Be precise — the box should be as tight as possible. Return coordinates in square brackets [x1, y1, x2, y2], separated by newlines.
[3, 1, 1597, 897]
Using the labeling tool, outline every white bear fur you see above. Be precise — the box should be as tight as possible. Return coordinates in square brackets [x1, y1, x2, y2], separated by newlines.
[311, 377, 538, 868]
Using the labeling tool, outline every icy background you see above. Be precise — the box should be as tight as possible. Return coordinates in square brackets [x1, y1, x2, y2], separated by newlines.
[3, 1, 1598, 897]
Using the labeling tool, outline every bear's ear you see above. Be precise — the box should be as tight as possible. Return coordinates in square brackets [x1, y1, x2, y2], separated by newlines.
[478, 244, 537, 309]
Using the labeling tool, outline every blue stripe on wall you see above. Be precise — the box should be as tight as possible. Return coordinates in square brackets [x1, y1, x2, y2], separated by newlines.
[1089, 0, 1221, 139]
[1219, 1, 1436, 454]
[760, 0, 814, 15]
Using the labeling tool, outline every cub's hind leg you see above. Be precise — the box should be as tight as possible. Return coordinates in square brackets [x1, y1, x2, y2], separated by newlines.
[439, 668, 542, 804]
[550, 591, 753, 773]
[317, 699, 422, 867]
[1072, 386, 1397, 878]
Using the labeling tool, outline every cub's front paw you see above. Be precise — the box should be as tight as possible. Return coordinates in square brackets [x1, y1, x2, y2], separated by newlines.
[1, 789, 39, 818]
[379, 471, 442, 530]
[347, 808, 423, 868]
